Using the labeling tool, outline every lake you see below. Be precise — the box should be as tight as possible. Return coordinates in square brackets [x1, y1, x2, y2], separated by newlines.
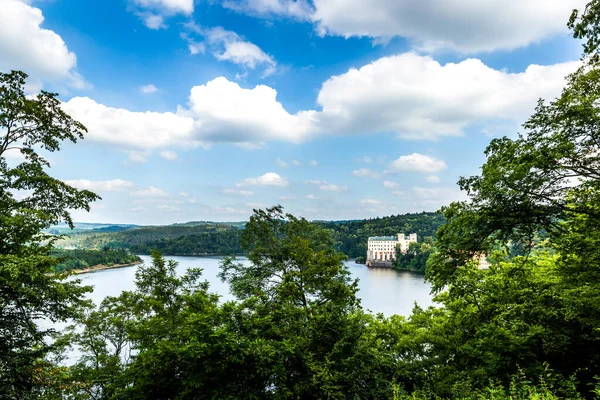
[75, 255, 433, 317]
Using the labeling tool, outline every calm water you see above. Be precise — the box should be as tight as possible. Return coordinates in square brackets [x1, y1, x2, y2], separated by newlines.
[75, 255, 433, 317]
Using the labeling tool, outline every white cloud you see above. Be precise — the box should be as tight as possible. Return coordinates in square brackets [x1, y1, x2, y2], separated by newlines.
[134, 0, 193, 14]
[131, 186, 170, 197]
[188, 41, 205, 55]
[160, 150, 178, 160]
[391, 153, 447, 174]
[159, 204, 180, 212]
[383, 181, 400, 189]
[179, 192, 190, 197]
[61, 54, 577, 154]
[276, 158, 288, 167]
[292, 160, 302, 166]
[316, 53, 579, 140]
[141, 14, 166, 29]
[127, 151, 149, 163]
[306, 180, 348, 192]
[360, 198, 382, 205]
[426, 175, 441, 183]
[64, 179, 134, 192]
[352, 168, 380, 179]
[236, 172, 289, 187]
[185, 77, 317, 144]
[308, 160, 319, 166]
[311, 0, 586, 53]
[220, 0, 313, 20]
[131, 0, 193, 29]
[306, 194, 318, 200]
[223, 188, 254, 196]
[0, 0, 85, 88]
[320, 183, 348, 192]
[202, 27, 278, 76]
[278, 195, 297, 200]
[62, 97, 197, 150]
[140, 84, 159, 94]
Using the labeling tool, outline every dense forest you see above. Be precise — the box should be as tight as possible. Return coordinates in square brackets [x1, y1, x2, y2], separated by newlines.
[51, 249, 142, 272]
[321, 212, 445, 258]
[4, 4, 600, 398]
[128, 230, 243, 255]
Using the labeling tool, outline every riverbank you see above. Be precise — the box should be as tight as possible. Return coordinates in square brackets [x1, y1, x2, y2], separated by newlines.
[70, 261, 142, 275]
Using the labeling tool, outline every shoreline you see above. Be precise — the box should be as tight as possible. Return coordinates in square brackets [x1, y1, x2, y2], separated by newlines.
[70, 261, 142, 275]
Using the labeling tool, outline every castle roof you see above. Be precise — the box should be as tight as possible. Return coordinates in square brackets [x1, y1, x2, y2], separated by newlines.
[368, 236, 397, 241]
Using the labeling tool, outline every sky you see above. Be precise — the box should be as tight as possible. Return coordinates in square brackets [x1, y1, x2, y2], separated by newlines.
[0, 0, 588, 224]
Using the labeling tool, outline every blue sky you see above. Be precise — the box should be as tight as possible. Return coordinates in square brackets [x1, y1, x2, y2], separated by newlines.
[0, 0, 586, 224]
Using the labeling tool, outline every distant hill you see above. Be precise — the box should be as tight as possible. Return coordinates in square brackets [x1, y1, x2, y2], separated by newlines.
[53, 212, 445, 258]
[45, 222, 140, 235]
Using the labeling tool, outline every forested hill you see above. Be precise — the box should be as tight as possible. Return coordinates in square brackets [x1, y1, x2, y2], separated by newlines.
[56, 223, 243, 255]
[321, 212, 445, 258]
[55, 212, 444, 258]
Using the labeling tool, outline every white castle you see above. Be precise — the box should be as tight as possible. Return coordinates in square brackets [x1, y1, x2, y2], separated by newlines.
[366, 233, 417, 265]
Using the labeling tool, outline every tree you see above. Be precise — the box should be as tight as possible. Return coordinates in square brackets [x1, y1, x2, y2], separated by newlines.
[421, 1, 600, 394]
[220, 206, 395, 399]
[0, 70, 99, 397]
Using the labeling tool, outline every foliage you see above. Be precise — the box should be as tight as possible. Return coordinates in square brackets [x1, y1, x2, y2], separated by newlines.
[0, 70, 98, 397]
[393, 238, 435, 272]
[51, 249, 142, 272]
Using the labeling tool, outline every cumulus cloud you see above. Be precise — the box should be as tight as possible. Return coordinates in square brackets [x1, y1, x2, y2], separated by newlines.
[60, 53, 578, 155]
[64, 179, 134, 192]
[185, 77, 317, 143]
[352, 168, 381, 179]
[220, 0, 313, 20]
[312, 0, 586, 53]
[0, 0, 86, 88]
[276, 158, 288, 168]
[131, 186, 170, 197]
[292, 160, 302, 166]
[391, 153, 447, 174]
[62, 97, 197, 150]
[316, 53, 579, 140]
[308, 160, 319, 166]
[236, 172, 289, 187]
[140, 84, 159, 94]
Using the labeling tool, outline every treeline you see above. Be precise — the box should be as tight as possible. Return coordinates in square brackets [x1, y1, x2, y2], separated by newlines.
[128, 230, 243, 255]
[51, 249, 142, 272]
[321, 212, 444, 258]
[57, 223, 241, 251]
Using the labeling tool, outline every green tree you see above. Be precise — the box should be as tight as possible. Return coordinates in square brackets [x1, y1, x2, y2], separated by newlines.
[421, 1, 600, 394]
[220, 206, 394, 399]
[0, 70, 99, 397]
